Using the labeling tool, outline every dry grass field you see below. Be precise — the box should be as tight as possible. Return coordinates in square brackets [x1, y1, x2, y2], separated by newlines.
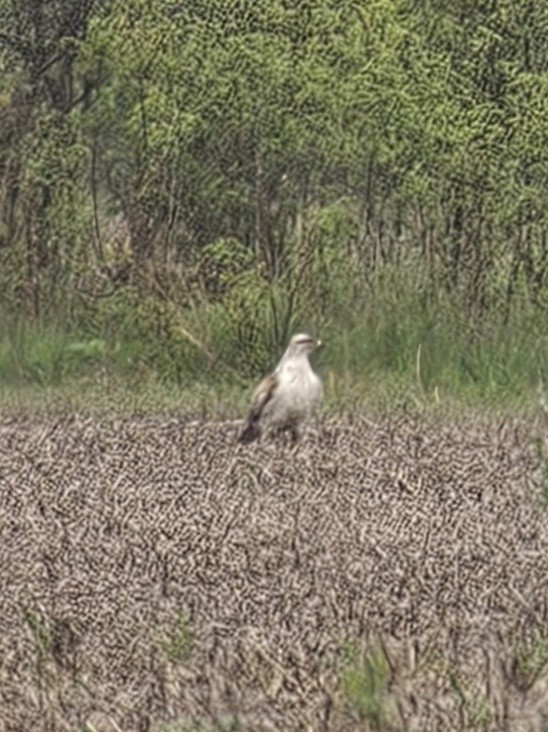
[1, 411, 548, 731]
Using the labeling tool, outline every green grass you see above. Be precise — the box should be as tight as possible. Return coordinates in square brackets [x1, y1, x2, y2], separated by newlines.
[157, 609, 193, 664]
[319, 285, 547, 414]
[0, 282, 546, 418]
[340, 640, 394, 729]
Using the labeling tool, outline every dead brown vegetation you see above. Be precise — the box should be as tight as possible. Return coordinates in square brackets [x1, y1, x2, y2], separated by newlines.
[0, 413, 547, 731]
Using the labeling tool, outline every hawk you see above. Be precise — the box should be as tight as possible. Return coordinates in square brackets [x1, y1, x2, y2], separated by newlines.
[238, 333, 323, 444]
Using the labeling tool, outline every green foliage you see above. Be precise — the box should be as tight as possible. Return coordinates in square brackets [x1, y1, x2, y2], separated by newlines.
[308, 234, 548, 412]
[19, 596, 52, 678]
[157, 610, 193, 664]
[0, 319, 106, 387]
[446, 666, 492, 731]
[198, 239, 255, 300]
[509, 630, 548, 693]
[0, 0, 547, 408]
[1, 261, 546, 411]
[340, 640, 394, 729]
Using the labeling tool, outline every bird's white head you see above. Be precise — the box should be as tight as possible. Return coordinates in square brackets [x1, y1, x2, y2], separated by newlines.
[285, 332, 321, 358]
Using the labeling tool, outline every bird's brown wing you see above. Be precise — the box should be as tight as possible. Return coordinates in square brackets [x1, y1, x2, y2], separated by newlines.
[238, 373, 278, 443]
[250, 373, 278, 419]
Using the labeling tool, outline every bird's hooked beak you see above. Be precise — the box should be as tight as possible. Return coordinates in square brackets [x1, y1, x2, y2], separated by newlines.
[316, 338, 323, 349]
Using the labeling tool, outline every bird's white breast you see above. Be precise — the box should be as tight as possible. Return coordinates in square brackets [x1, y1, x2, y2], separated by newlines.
[267, 356, 322, 426]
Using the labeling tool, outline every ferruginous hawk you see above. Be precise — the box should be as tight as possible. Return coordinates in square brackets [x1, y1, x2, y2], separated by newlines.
[238, 333, 323, 444]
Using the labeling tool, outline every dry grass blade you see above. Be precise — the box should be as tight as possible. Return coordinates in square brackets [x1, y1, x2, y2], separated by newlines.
[0, 413, 547, 730]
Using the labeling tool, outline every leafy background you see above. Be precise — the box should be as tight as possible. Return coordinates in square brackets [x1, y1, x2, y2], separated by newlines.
[0, 0, 547, 411]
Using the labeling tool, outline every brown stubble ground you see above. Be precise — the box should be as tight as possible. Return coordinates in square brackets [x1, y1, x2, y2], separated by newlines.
[0, 412, 547, 731]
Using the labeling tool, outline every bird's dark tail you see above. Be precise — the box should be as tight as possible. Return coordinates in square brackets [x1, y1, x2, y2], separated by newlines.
[238, 420, 260, 444]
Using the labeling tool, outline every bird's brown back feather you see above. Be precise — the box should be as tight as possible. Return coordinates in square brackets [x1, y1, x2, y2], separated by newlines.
[237, 373, 278, 443]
